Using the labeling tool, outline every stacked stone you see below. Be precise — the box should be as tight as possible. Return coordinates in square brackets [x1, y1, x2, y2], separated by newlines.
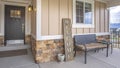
[25, 35, 31, 44]
[35, 39, 64, 63]
[0, 36, 4, 46]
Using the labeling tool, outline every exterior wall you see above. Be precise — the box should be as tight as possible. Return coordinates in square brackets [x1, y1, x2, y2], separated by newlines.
[41, 0, 109, 36]
[31, 0, 36, 39]
[30, 0, 110, 63]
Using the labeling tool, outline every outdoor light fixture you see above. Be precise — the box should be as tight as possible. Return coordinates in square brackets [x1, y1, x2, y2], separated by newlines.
[28, 5, 33, 12]
[28, 0, 33, 12]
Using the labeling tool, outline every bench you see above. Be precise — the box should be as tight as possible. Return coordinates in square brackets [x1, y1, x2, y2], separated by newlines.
[74, 34, 111, 64]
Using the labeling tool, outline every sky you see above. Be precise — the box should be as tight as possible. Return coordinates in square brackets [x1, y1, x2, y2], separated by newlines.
[110, 6, 120, 23]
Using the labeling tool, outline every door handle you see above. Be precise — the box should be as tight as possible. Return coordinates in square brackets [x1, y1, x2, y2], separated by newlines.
[22, 24, 24, 32]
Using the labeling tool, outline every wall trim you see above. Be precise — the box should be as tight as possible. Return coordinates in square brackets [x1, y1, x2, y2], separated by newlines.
[95, 0, 107, 3]
[36, 0, 42, 40]
[0, 33, 3, 36]
[39, 32, 110, 40]
[1, 0, 31, 4]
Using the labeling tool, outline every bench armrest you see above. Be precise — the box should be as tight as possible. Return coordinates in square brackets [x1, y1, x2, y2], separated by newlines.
[82, 44, 87, 51]
[75, 43, 87, 51]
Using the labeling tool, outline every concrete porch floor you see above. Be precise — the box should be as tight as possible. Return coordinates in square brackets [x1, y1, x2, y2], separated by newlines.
[0, 48, 120, 68]
[0, 49, 40, 68]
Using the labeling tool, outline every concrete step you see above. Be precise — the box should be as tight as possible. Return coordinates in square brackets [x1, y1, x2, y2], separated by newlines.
[0, 49, 28, 58]
[0, 44, 30, 51]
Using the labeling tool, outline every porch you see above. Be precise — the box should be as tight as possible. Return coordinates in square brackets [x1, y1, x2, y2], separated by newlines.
[0, 0, 120, 68]
[0, 48, 120, 68]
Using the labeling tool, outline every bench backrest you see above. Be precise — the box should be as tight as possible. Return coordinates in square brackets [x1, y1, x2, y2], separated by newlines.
[74, 34, 97, 45]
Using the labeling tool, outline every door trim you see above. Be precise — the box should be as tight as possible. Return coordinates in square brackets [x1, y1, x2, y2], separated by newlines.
[1, 1, 29, 35]
[2, 2, 29, 45]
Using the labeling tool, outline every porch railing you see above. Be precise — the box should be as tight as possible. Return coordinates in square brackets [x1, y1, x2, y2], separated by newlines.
[110, 30, 120, 48]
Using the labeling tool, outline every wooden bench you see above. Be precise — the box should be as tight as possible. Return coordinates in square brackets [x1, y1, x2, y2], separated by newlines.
[74, 34, 111, 64]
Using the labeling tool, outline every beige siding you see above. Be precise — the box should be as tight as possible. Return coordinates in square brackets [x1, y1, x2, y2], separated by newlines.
[77, 29, 83, 34]
[90, 28, 95, 33]
[95, 1, 100, 33]
[59, 0, 69, 35]
[31, 0, 36, 38]
[72, 28, 77, 34]
[41, 0, 49, 35]
[84, 28, 90, 33]
[41, 0, 109, 36]
[68, 0, 73, 23]
[100, 3, 105, 32]
[49, 0, 59, 35]
[105, 4, 109, 32]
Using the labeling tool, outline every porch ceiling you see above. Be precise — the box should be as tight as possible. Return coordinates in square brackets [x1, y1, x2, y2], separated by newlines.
[0, 0, 31, 4]
[103, 0, 120, 3]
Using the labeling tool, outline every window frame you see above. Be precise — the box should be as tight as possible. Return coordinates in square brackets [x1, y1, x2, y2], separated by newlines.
[73, 0, 94, 28]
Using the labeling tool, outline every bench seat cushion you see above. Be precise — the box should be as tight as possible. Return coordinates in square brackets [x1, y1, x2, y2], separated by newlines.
[77, 43, 107, 51]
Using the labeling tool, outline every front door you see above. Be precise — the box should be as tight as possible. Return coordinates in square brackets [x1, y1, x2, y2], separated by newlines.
[5, 5, 25, 44]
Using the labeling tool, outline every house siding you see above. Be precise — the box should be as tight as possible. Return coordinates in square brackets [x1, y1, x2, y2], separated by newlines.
[31, 0, 37, 38]
[30, 0, 110, 63]
[41, 0, 109, 36]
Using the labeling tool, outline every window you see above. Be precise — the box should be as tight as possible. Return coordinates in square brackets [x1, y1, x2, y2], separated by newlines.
[73, 0, 94, 28]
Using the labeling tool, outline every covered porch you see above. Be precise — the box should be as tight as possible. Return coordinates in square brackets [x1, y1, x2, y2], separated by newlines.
[0, 0, 120, 68]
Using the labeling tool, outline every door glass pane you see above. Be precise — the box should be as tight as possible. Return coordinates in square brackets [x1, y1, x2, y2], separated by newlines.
[84, 3, 92, 24]
[76, 1, 84, 23]
[10, 10, 21, 18]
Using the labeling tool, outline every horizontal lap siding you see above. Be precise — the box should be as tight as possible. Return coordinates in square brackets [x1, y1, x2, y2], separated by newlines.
[41, 0, 109, 36]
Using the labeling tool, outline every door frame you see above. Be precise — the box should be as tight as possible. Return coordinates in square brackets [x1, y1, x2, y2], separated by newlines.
[1, 1, 29, 45]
